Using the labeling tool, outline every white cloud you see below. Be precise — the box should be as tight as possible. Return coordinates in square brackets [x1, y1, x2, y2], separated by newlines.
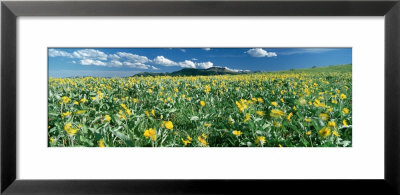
[178, 60, 196, 68]
[151, 66, 160, 70]
[153, 56, 178, 66]
[117, 52, 150, 63]
[180, 49, 186, 52]
[72, 61, 76, 64]
[246, 48, 277, 57]
[73, 49, 108, 61]
[203, 48, 211, 51]
[123, 61, 150, 69]
[80, 59, 107, 66]
[192, 58, 198, 61]
[197, 61, 213, 69]
[224, 66, 249, 73]
[49, 49, 73, 58]
[108, 54, 121, 60]
[108, 60, 123, 67]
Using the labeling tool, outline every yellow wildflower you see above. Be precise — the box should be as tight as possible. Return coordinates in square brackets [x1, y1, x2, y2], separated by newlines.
[256, 111, 265, 117]
[64, 122, 79, 136]
[328, 121, 336, 127]
[200, 101, 206, 107]
[198, 136, 208, 146]
[204, 123, 211, 127]
[165, 121, 173, 130]
[144, 128, 157, 141]
[287, 112, 293, 120]
[333, 131, 340, 137]
[271, 101, 278, 106]
[61, 96, 71, 104]
[255, 136, 266, 146]
[319, 127, 331, 137]
[340, 94, 347, 100]
[319, 113, 329, 121]
[342, 108, 349, 114]
[104, 115, 111, 122]
[244, 113, 251, 122]
[98, 139, 105, 147]
[61, 111, 71, 118]
[306, 131, 311, 136]
[343, 120, 348, 127]
[232, 130, 242, 136]
[270, 109, 285, 118]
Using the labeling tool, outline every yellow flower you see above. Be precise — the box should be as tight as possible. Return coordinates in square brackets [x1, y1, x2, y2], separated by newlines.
[98, 139, 105, 147]
[91, 97, 96, 101]
[64, 122, 79, 136]
[232, 130, 242, 136]
[144, 128, 157, 141]
[333, 131, 340, 137]
[202, 133, 208, 139]
[256, 111, 265, 117]
[144, 110, 150, 117]
[73, 100, 79, 105]
[340, 93, 347, 99]
[305, 118, 312, 122]
[147, 89, 153, 93]
[257, 98, 264, 103]
[151, 109, 155, 117]
[273, 121, 282, 127]
[343, 120, 348, 127]
[61, 111, 71, 118]
[319, 113, 329, 121]
[165, 121, 173, 130]
[204, 123, 211, 127]
[244, 113, 251, 122]
[104, 115, 111, 122]
[306, 131, 311, 136]
[255, 136, 266, 146]
[287, 112, 293, 120]
[331, 100, 338, 104]
[328, 121, 336, 127]
[278, 144, 283, 147]
[270, 109, 285, 118]
[198, 136, 208, 146]
[61, 96, 71, 104]
[293, 106, 297, 111]
[181, 138, 191, 146]
[280, 98, 284, 103]
[342, 108, 349, 114]
[200, 101, 206, 107]
[80, 98, 88, 103]
[228, 118, 235, 125]
[319, 127, 331, 137]
[49, 137, 55, 144]
[271, 101, 278, 106]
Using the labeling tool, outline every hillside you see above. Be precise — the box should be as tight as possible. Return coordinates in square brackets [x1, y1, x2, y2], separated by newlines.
[277, 64, 352, 73]
[134, 67, 247, 77]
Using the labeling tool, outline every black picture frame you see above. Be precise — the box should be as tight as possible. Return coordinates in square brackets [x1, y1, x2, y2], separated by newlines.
[1, 0, 399, 194]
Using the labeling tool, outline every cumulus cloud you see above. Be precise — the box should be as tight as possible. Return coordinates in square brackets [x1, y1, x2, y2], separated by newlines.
[49, 49, 73, 58]
[153, 56, 178, 66]
[80, 59, 107, 66]
[197, 61, 213, 69]
[178, 60, 196, 68]
[49, 49, 218, 70]
[246, 48, 277, 57]
[73, 49, 108, 61]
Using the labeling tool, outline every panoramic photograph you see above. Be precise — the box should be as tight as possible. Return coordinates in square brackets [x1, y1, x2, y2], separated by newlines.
[48, 48, 352, 147]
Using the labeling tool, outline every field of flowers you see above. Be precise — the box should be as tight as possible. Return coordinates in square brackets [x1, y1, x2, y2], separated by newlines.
[48, 66, 352, 147]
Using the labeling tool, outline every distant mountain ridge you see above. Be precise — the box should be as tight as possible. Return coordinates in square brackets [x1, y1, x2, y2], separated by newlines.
[134, 67, 250, 77]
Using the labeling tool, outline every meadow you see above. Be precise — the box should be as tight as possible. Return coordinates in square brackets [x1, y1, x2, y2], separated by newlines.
[48, 64, 352, 147]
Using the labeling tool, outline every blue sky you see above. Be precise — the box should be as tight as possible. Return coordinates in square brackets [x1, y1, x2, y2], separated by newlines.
[48, 48, 352, 77]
